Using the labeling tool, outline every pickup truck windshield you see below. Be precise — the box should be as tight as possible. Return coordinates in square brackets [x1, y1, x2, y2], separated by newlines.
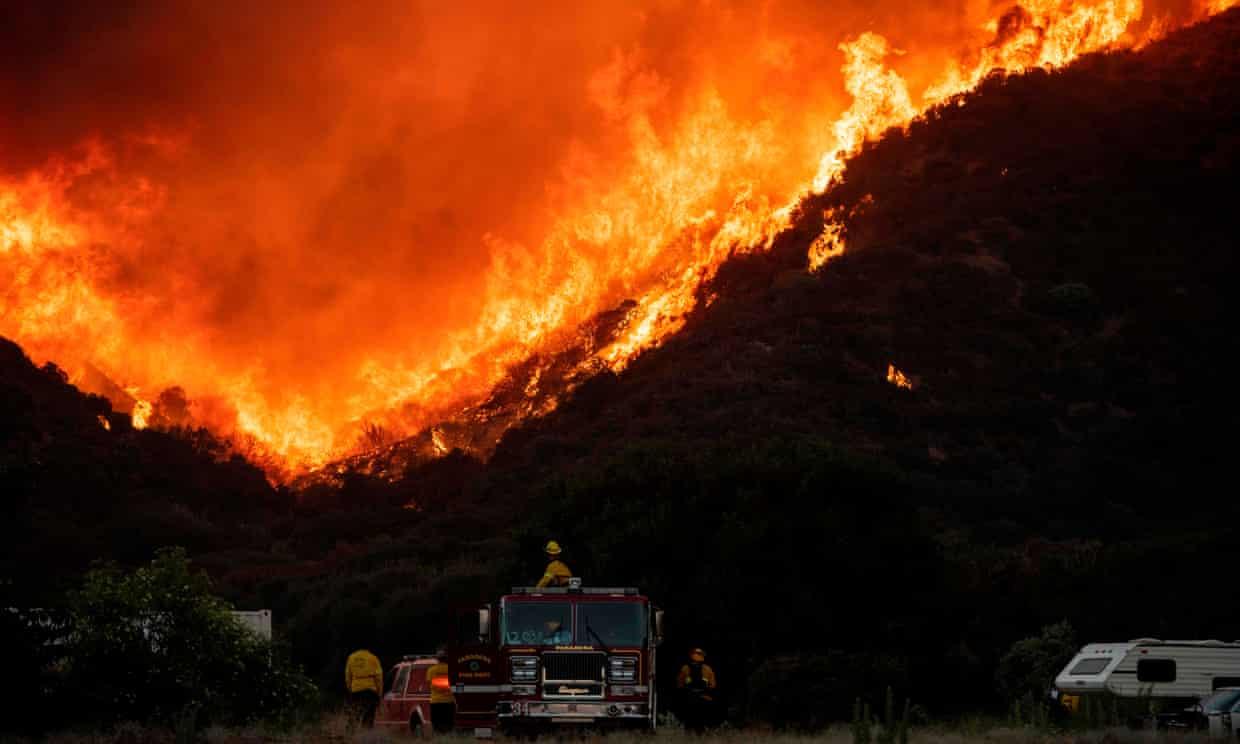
[1202, 689, 1240, 713]
[576, 602, 646, 647]
[502, 601, 572, 646]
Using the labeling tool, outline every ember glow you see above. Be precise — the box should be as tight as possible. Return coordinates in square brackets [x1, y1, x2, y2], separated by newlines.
[0, 0, 1229, 475]
[887, 364, 914, 391]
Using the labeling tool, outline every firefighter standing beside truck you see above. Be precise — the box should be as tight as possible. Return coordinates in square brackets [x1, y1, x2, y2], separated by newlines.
[535, 540, 572, 588]
[677, 648, 718, 732]
[427, 648, 455, 733]
[345, 647, 383, 728]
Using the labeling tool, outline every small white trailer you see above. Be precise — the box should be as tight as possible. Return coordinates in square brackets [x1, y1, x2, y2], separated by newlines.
[230, 610, 273, 641]
[1055, 639, 1240, 701]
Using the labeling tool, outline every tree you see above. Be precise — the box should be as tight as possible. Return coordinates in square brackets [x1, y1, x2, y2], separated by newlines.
[996, 621, 1078, 708]
[62, 548, 315, 729]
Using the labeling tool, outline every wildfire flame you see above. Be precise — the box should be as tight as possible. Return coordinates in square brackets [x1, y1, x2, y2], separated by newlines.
[1, 0, 1230, 476]
[131, 400, 153, 431]
[887, 364, 914, 390]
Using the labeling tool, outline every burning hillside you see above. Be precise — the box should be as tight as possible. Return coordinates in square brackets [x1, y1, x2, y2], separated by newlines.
[1, 0, 1233, 477]
[6, 6, 1239, 717]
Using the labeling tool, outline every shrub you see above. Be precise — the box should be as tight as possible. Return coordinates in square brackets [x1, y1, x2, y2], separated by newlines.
[59, 547, 316, 730]
[995, 620, 1077, 710]
[746, 652, 909, 729]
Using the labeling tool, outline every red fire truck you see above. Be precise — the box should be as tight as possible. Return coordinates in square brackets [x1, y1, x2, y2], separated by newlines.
[448, 581, 663, 736]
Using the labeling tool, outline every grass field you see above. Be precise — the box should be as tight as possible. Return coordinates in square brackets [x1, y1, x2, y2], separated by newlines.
[26, 719, 1218, 744]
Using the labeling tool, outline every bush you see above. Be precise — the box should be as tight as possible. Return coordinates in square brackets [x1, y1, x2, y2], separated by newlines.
[59, 548, 316, 729]
[0, 604, 65, 735]
[995, 620, 1077, 709]
[746, 651, 909, 730]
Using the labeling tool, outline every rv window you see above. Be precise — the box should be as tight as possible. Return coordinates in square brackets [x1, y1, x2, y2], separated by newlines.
[1214, 678, 1240, 691]
[1137, 658, 1176, 683]
[1069, 658, 1111, 675]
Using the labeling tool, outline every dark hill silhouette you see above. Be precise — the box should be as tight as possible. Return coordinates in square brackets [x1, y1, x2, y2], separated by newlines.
[0, 337, 286, 598]
[495, 9, 1238, 526]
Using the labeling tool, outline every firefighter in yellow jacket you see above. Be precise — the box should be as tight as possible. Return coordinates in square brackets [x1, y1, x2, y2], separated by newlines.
[535, 540, 572, 588]
[677, 648, 717, 732]
[345, 648, 383, 728]
[427, 648, 455, 733]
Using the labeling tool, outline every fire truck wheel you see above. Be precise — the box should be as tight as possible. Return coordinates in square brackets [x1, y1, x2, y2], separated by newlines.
[408, 713, 424, 737]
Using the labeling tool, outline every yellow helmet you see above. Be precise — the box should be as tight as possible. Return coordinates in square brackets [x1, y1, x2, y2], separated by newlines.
[690, 648, 706, 662]
[545, 540, 562, 556]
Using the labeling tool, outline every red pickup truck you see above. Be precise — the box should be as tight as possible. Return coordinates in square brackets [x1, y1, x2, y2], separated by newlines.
[375, 655, 444, 735]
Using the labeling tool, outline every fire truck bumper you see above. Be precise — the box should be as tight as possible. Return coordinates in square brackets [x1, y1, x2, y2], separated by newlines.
[499, 701, 650, 723]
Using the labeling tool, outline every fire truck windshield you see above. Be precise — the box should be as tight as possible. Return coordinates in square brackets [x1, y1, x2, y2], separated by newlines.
[576, 602, 646, 647]
[501, 601, 573, 646]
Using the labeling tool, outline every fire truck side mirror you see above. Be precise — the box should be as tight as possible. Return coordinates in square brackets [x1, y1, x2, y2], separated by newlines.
[654, 609, 665, 646]
[478, 606, 491, 641]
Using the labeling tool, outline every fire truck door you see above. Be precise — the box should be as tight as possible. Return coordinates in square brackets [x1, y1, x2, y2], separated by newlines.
[449, 606, 499, 731]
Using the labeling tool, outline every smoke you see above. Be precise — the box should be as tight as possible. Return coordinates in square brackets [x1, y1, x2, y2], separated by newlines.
[0, 0, 1217, 463]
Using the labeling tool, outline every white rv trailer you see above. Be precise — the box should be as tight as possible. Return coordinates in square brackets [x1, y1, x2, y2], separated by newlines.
[1055, 639, 1240, 700]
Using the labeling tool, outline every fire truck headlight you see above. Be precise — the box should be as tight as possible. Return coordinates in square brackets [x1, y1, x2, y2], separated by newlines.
[608, 656, 637, 682]
[510, 656, 539, 682]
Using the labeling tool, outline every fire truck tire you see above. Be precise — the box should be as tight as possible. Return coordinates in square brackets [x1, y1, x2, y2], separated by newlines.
[408, 713, 424, 737]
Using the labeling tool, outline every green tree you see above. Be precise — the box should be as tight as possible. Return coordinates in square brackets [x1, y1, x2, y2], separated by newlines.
[63, 547, 315, 729]
[996, 621, 1078, 710]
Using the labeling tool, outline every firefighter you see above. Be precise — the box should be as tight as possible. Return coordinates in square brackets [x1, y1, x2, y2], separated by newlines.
[676, 648, 717, 732]
[543, 618, 570, 645]
[427, 648, 455, 733]
[535, 540, 572, 588]
[345, 647, 383, 728]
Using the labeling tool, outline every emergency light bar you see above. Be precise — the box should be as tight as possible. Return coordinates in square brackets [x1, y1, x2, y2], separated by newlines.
[510, 586, 639, 595]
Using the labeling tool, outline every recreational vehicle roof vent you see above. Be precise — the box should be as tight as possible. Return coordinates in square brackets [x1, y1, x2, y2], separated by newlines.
[1129, 637, 1163, 644]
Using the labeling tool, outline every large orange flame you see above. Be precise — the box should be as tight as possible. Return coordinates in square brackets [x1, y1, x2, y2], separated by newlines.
[1, 1, 1230, 476]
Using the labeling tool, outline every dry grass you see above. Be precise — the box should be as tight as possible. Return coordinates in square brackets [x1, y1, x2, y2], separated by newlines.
[23, 724, 1223, 744]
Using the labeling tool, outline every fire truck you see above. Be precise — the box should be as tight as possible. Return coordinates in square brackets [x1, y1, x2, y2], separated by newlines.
[448, 579, 663, 736]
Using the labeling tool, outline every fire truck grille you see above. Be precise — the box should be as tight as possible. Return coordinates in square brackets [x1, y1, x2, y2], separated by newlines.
[543, 652, 605, 682]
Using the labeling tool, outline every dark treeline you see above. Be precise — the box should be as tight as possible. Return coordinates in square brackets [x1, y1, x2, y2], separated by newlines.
[3, 8, 1239, 733]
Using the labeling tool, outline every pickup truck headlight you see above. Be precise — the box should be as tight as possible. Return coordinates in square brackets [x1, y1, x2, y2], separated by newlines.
[608, 656, 637, 682]
[510, 656, 539, 682]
